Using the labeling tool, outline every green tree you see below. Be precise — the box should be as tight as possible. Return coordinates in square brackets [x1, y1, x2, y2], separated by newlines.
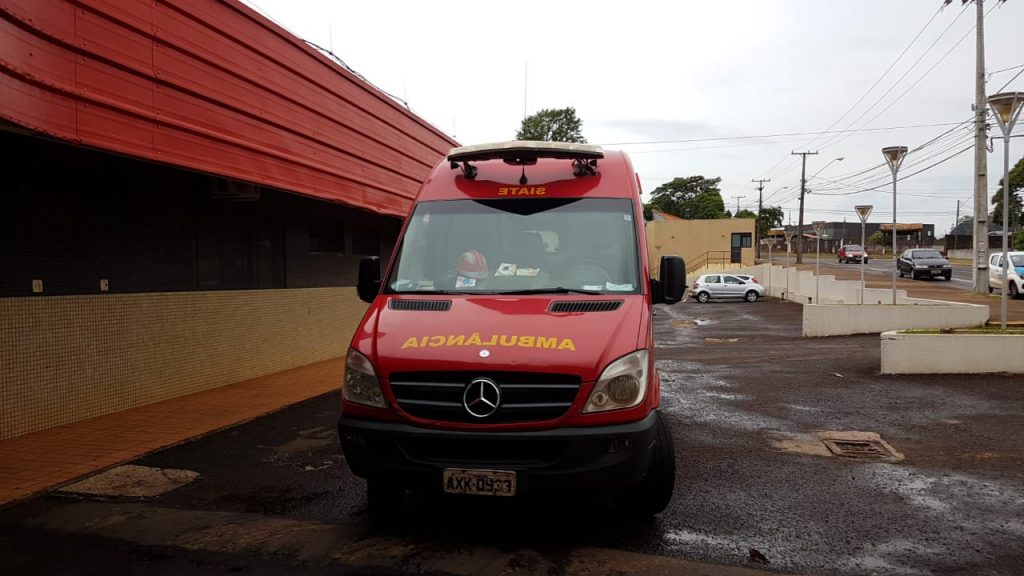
[735, 209, 757, 219]
[757, 206, 785, 241]
[646, 176, 728, 220]
[867, 231, 885, 247]
[516, 107, 586, 143]
[990, 155, 1023, 230]
[1015, 230, 1024, 251]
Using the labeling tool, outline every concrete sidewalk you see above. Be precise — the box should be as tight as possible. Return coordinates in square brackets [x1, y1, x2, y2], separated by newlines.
[0, 357, 343, 506]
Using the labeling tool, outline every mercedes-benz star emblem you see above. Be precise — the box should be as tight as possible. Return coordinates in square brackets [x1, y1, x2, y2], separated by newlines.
[463, 377, 501, 418]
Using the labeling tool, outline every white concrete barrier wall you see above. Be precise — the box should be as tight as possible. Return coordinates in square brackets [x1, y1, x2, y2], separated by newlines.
[731, 263, 989, 337]
[804, 304, 988, 337]
[881, 331, 1024, 374]
[734, 264, 912, 306]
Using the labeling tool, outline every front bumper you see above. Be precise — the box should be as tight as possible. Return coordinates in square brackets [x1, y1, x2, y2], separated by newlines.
[338, 410, 663, 492]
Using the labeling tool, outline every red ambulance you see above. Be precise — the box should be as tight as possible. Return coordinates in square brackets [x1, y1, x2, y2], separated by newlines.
[339, 141, 686, 519]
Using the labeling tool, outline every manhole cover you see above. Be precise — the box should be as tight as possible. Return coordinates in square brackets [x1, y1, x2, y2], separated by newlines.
[819, 431, 903, 462]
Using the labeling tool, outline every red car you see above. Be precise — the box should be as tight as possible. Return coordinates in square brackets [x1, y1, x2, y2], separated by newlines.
[838, 244, 868, 264]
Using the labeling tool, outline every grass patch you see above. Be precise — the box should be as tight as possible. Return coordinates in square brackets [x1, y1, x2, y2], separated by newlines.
[900, 327, 1024, 335]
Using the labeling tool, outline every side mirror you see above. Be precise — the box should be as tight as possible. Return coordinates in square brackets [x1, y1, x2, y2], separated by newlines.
[652, 255, 686, 304]
[357, 257, 381, 303]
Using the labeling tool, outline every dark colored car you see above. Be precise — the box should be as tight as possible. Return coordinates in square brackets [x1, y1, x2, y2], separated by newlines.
[838, 244, 868, 264]
[897, 249, 951, 280]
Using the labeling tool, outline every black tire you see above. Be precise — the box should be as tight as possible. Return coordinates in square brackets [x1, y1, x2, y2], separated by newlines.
[744, 290, 759, 302]
[943, 273, 952, 281]
[864, 258, 869, 264]
[696, 291, 710, 303]
[1011, 283, 1021, 299]
[838, 257, 844, 264]
[897, 268, 904, 278]
[367, 477, 405, 527]
[989, 285, 995, 294]
[620, 412, 675, 518]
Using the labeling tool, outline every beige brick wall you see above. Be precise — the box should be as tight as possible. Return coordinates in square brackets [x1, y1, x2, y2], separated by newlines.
[0, 288, 367, 440]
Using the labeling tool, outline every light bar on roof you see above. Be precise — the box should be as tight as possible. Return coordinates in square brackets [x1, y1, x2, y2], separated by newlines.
[447, 140, 604, 164]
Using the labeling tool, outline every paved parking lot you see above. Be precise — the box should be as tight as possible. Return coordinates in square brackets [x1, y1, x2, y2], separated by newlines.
[2, 298, 1022, 575]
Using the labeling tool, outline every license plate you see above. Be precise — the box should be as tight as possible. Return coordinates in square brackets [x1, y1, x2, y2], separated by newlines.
[443, 468, 516, 496]
[931, 270, 941, 275]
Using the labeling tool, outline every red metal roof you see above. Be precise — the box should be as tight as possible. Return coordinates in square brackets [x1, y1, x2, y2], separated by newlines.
[0, 0, 457, 217]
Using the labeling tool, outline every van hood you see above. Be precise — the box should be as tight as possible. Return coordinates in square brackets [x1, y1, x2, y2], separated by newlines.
[364, 296, 645, 382]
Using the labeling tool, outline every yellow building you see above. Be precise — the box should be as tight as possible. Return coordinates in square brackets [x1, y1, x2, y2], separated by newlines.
[646, 211, 756, 278]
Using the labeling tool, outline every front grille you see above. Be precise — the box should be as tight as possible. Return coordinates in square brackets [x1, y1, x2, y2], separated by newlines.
[549, 300, 623, 313]
[397, 436, 568, 466]
[389, 371, 581, 423]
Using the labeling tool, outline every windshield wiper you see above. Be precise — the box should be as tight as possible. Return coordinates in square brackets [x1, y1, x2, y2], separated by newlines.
[495, 287, 604, 295]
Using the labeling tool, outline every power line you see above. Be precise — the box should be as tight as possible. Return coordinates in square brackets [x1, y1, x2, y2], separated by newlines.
[816, 8, 989, 153]
[755, 5, 947, 180]
[598, 121, 965, 148]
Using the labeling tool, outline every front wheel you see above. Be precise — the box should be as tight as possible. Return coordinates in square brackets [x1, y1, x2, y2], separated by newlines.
[1011, 283, 1021, 299]
[696, 291, 710, 303]
[864, 258, 869, 264]
[619, 413, 675, 518]
[744, 290, 759, 302]
[943, 273, 952, 281]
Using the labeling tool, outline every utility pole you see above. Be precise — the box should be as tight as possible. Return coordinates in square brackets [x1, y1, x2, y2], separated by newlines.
[792, 151, 818, 264]
[954, 199, 961, 252]
[752, 178, 770, 258]
[968, 0, 989, 293]
[732, 195, 745, 216]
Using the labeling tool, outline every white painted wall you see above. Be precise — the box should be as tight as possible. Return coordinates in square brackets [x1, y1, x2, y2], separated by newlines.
[881, 331, 1024, 374]
[805, 303, 989, 337]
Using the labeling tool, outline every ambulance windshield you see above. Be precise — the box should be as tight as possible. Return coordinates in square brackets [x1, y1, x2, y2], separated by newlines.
[386, 198, 640, 295]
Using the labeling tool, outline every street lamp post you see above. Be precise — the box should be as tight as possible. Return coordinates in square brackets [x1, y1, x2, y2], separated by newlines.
[987, 92, 1024, 329]
[883, 146, 908, 305]
[855, 205, 873, 305]
[813, 221, 826, 304]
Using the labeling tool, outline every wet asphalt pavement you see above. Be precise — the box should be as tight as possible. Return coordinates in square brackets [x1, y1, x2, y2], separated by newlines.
[2, 298, 1023, 575]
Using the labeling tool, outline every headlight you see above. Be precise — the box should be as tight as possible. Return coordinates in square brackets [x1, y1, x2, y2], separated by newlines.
[583, 350, 648, 413]
[342, 349, 386, 408]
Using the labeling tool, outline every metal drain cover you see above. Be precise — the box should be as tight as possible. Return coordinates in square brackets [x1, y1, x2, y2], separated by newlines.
[819, 431, 903, 462]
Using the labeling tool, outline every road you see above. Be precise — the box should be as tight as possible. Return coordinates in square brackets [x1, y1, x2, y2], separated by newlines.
[2, 300, 1023, 575]
[770, 254, 974, 289]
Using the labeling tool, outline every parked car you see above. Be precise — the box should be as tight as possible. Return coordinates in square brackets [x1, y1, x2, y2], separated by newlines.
[838, 244, 868, 264]
[691, 273, 767, 303]
[896, 249, 952, 280]
[988, 251, 1024, 298]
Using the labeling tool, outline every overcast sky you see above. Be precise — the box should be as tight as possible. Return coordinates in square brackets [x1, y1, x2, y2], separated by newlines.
[246, 0, 1023, 237]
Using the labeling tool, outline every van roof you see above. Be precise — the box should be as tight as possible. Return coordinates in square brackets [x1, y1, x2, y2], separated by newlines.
[417, 142, 638, 203]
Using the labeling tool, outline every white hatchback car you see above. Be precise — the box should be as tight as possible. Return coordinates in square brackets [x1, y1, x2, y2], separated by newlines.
[691, 273, 767, 303]
[988, 251, 1024, 299]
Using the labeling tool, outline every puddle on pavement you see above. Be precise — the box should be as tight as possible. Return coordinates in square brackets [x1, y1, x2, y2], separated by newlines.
[670, 318, 716, 329]
[59, 464, 199, 498]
